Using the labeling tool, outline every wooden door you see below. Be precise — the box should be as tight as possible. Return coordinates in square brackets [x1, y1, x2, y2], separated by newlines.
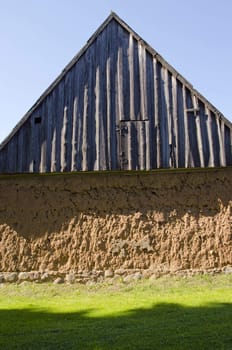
[117, 120, 150, 170]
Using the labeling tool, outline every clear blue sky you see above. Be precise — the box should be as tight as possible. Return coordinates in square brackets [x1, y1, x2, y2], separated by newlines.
[0, 0, 232, 143]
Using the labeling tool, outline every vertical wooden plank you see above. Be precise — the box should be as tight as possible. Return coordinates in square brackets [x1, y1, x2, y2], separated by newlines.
[168, 72, 176, 167]
[172, 76, 178, 167]
[176, 80, 185, 167]
[128, 34, 135, 120]
[224, 124, 231, 165]
[159, 64, 169, 167]
[114, 26, 122, 167]
[17, 128, 23, 172]
[138, 42, 147, 120]
[106, 56, 111, 169]
[117, 45, 124, 121]
[8, 143, 12, 172]
[220, 119, 226, 166]
[7, 140, 14, 172]
[12, 139, 17, 173]
[74, 58, 84, 171]
[183, 86, 190, 167]
[199, 101, 210, 166]
[56, 81, 64, 172]
[12, 137, 18, 172]
[139, 121, 146, 170]
[5, 146, 9, 172]
[18, 126, 24, 172]
[40, 140, 46, 173]
[76, 103, 83, 171]
[205, 107, 215, 167]
[71, 96, 78, 171]
[39, 101, 47, 173]
[22, 126, 30, 173]
[0, 146, 7, 172]
[29, 115, 35, 172]
[98, 35, 104, 170]
[51, 127, 57, 172]
[39, 118, 46, 173]
[186, 91, 199, 167]
[121, 28, 130, 122]
[110, 20, 120, 169]
[144, 50, 154, 168]
[50, 85, 57, 172]
[210, 112, 220, 166]
[133, 40, 141, 120]
[142, 46, 147, 120]
[195, 114, 204, 167]
[87, 43, 96, 170]
[104, 21, 112, 168]
[216, 116, 222, 165]
[26, 120, 32, 172]
[164, 69, 171, 144]
[194, 96, 204, 167]
[111, 22, 117, 168]
[99, 30, 107, 170]
[145, 120, 151, 170]
[153, 58, 160, 168]
[82, 85, 88, 171]
[117, 25, 130, 122]
[216, 116, 226, 166]
[94, 66, 100, 170]
[3, 148, 7, 172]
[60, 105, 68, 171]
[127, 122, 132, 170]
[169, 74, 175, 156]
[116, 25, 126, 123]
[65, 72, 74, 172]
[33, 109, 41, 172]
[46, 95, 52, 172]
[4, 146, 8, 173]
[164, 68, 173, 167]
[11, 139, 16, 172]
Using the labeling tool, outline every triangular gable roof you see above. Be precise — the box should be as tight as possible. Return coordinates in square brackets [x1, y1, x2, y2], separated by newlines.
[1, 11, 232, 150]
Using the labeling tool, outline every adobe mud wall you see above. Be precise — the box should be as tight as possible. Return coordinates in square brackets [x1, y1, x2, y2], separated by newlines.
[0, 168, 231, 281]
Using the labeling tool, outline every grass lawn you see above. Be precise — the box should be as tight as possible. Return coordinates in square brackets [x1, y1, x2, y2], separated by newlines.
[0, 274, 231, 349]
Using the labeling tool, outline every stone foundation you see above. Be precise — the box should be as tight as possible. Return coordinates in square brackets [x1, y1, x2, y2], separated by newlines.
[1, 267, 232, 285]
[0, 168, 231, 280]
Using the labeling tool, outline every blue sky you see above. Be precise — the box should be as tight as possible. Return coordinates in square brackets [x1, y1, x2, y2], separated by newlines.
[0, 0, 232, 143]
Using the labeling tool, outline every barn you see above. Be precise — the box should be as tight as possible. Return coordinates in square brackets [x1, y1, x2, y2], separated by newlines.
[0, 12, 232, 173]
[0, 13, 231, 281]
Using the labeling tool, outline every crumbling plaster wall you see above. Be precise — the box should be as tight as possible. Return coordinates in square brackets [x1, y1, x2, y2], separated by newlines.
[0, 168, 231, 274]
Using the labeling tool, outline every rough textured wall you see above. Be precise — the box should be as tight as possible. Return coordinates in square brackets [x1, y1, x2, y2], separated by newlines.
[0, 168, 231, 275]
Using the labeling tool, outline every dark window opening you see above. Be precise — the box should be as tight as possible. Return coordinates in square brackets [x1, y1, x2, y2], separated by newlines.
[34, 116, 42, 124]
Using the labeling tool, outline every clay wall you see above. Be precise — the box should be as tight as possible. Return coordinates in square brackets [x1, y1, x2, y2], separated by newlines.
[0, 168, 231, 280]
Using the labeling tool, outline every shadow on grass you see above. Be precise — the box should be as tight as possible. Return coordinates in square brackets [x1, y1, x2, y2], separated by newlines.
[0, 302, 232, 350]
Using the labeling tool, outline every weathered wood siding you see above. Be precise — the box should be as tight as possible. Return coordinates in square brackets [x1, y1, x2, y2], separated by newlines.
[0, 14, 232, 173]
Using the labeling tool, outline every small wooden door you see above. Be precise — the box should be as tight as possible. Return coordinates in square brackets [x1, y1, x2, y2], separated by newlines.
[117, 120, 150, 170]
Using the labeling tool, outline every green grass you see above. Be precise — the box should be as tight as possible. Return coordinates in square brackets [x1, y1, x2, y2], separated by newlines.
[0, 274, 232, 349]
